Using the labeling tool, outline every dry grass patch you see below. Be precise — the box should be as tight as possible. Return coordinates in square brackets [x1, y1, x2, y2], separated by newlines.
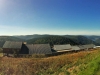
[0, 49, 100, 75]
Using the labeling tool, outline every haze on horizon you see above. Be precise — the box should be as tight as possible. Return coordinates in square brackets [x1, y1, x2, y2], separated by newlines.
[0, 0, 100, 36]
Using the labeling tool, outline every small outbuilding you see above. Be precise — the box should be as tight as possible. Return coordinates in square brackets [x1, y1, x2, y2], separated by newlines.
[53, 44, 72, 52]
[71, 46, 80, 51]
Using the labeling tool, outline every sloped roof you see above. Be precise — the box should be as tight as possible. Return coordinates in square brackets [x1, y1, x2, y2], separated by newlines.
[26, 44, 34, 54]
[78, 45, 85, 50]
[54, 44, 72, 51]
[3, 41, 22, 49]
[90, 44, 95, 48]
[26, 44, 52, 54]
[83, 45, 88, 49]
[83, 44, 95, 49]
[72, 46, 80, 51]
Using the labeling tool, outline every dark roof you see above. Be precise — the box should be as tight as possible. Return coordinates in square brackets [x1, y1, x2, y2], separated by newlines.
[3, 41, 22, 49]
[54, 44, 71, 51]
[26, 44, 33, 54]
[26, 44, 52, 54]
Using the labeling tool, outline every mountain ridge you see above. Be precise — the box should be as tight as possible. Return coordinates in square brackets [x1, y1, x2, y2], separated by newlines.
[0, 34, 100, 47]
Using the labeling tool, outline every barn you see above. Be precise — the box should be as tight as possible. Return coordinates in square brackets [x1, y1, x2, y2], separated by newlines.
[53, 44, 72, 52]
[3, 41, 23, 56]
[26, 44, 52, 54]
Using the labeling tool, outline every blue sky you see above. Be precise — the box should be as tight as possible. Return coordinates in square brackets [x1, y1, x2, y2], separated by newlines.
[0, 0, 100, 35]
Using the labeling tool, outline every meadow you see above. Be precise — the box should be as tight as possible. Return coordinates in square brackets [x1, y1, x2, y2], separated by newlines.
[0, 49, 100, 75]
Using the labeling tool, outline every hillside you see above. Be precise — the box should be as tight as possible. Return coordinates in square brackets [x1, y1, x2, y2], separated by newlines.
[95, 38, 100, 44]
[27, 36, 79, 46]
[0, 35, 99, 47]
[0, 41, 5, 48]
[85, 35, 100, 41]
[14, 34, 54, 40]
[85, 35, 100, 45]
[64, 35, 99, 45]
[15, 34, 100, 45]
[0, 36, 25, 47]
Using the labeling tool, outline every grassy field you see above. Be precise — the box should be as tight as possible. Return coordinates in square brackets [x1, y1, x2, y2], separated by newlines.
[0, 49, 100, 75]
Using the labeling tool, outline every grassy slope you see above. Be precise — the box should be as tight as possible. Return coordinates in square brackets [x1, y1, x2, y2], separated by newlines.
[0, 49, 100, 75]
[77, 50, 100, 75]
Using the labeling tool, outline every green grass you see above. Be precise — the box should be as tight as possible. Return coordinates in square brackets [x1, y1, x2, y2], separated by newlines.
[78, 54, 100, 75]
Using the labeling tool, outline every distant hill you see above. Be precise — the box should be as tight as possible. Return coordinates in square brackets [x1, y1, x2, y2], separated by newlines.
[85, 35, 100, 45]
[64, 35, 99, 45]
[95, 38, 100, 45]
[0, 34, 99, 47]
[27, 36, 79, 46]
[0, 36, 25, 47]
[14, 34, 55, 40]
[85, 35, 100, 41]
[15, 34, 100, 45]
